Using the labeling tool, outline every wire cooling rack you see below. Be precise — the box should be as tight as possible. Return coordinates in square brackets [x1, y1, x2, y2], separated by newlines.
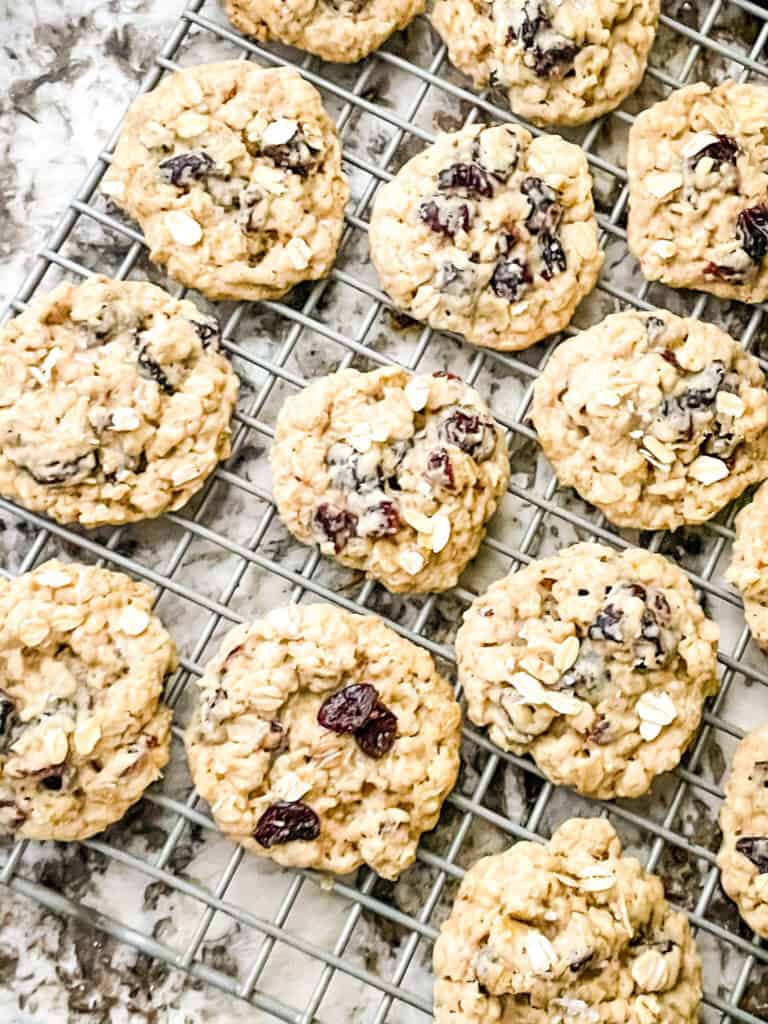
[3, 0, 768, 1020]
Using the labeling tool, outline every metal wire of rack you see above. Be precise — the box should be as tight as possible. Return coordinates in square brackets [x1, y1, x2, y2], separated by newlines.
[3, 0, 768, 1020]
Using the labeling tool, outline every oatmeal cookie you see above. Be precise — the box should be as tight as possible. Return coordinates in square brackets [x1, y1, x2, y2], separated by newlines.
[369, 123, 602, 351]
[718, 722, 768, 938]
[431, 0, 660, 128]
[0, 276, 239, 527]
[727, 481, 768, 651]
[628, 81, 768, 302]
[270, 366, 510, 592]
[434, 817, 702, 1024]
[184, 603, 462, 878]
[456, 543, 720, 799]
[102, 62, 349, 301]
[225, 0, 425, 63]
[532, 309, 768, 531]
[0, 561, 176, 841]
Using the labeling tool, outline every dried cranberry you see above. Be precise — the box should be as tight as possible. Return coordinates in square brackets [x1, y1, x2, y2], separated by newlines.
[587, 716, 612, 745]
[355, 702, 398, 758]
[438, 163, 494, 198]
[432, 370, 460, 380]
[688, 134, 739, 169]
[318, 683, 378, 733]
[253, 801, 320, 848]
[541, 233, 567, 280]
[645, 315, 667, 342]
[736, 836, 768, 873]
[533, 40, 578, 77]
[704, 261, 741, 281]
[365, 500, 401, 537]
[506, 0, 541, 47]
[588, 606, 624, 643]
[425, 448, 456, 490]
[28, 453, 98, 485]
[737, 205, 768, 264]
[313, 503, 358, 553]
[193, 317, 221, 348]
[158, 151, 215, 188]
[439, 408, 496, 461]
[490, 258, 532, 301]
[660, 350, 680, 368]
[521, 177, 561, 235]
[0, 694, 15, 750]
[136, 343, 175, 394]
[261, 128, 319, 177]
[418, 199, 472, 237]
[677, 362, 725, 410]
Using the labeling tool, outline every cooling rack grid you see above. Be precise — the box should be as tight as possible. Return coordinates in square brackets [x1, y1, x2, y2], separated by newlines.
[3, 1, 768, 1020]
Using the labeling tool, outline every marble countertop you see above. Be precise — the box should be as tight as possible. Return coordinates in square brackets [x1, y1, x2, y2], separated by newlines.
[3, 0, 768, 1021]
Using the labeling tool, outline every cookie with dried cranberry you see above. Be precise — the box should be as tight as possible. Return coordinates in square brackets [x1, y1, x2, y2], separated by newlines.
[225, 0, 425, 63]
[0, 276, 239, 527]
[0, 561, 176, 841]
[628, 81, 768, 301]
[434, 817, 702, 1024]
[270, 366, 510, 593]
[532, 310, 768, 531]
[102, 61, 349, 301]
[727, 482, 768, 652]
[718, 722, 768, 938]
[369, 123, 602, 351]
[184, 603, 461, 878]
[456, 543, 720, 799]
[432, 0, 660, 127]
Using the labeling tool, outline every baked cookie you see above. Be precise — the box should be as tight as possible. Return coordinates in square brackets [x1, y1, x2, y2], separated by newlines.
[718, 722, 768, 938]
[270, 366, 510, 592]
[369, 123, 602, 351]
[727, 481, 768, 651]
[184, 603, 461, 878]
[102, 61, 349, 301]
[434, 817, 702, 1024]
[432, 0, 660, 128]
[628, 81, 768, 302]
[0, 276, 239, 527]
[456, 543, 720, 799]
[0, 560, 176, 841]
[225, 0, 425, 63]
[532, 309, 768, 531]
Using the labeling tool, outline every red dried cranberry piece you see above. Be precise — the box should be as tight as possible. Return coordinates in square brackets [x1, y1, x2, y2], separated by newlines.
[318, 683, 378, 733]
[355, 702, 398, 758]
[540, 233, 567, 280]
[418, 199, 472, 237]
[425, 447, 456, 490]
[737, 205, 768, 264]
[432, 370, 461, 380]
[736, 836, 768, 873]
[490, 258, 533, 301]
[688, 134, 739, 169]
[158, 151, 215, 187]
[440, 408, 496, 460]
[438, 163, 494, 198]
[704, 261, 741, 281]
[261, 128, 319, 177]
[521, 177, 561, 235]
[313, 502, 358, 553]
[366, 500, 402, 537]
[533, 41, 578, 77]
[254, 801, 320, 848]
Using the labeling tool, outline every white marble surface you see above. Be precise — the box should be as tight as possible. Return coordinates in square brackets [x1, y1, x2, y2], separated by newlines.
[3, 0, 768, 1021]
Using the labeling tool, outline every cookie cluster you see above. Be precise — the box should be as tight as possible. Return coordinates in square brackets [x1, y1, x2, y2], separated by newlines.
[6, 6, 768, 1022]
